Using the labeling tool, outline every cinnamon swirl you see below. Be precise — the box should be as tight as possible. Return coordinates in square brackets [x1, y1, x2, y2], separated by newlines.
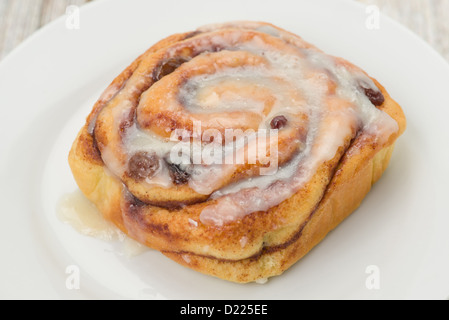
[68, 21, 406, 283]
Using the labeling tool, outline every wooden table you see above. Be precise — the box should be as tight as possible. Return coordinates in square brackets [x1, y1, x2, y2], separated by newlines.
[1, 0, 448, 62]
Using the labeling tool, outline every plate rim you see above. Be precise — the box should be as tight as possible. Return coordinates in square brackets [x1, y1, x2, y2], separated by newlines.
[1, 0, 449, 299]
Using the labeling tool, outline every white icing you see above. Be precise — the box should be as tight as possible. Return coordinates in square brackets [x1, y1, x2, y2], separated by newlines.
[193, 29, 398, 226]
[97, 22, 398, 227]
[182, 254, 191, 264]
[57, 190, 122, 241]
[124, 123, 175, 188]
[57, 190, 150, 257]
[255, 278, 268, 284]
[240, 236, 248, 248]
[256, 25, 281, 37]
[188, 218, 198, 227]
[181, 73, 269, 114]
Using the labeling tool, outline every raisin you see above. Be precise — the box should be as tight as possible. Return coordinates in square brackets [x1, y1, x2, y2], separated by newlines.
[127, 151, 160, 180]
[361, 85, 385, 106]
[153, 57, 190, 81]
[270, 115, 288, 129]
[167, 162, 190, 185]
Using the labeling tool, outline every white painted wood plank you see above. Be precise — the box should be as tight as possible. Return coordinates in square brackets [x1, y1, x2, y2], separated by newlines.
[357, 0, 449, 62]
[0, 0, 44, 59]
[0, 0, 89, 59]
[431, 0, 449, 62]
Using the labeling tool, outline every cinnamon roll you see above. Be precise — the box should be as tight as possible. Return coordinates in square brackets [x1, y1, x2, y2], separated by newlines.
[68, 21, 406, 283]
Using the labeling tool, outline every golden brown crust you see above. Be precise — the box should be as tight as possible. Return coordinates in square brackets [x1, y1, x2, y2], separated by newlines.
[163, 144, 396, 282]
[68, 22, 406, 283]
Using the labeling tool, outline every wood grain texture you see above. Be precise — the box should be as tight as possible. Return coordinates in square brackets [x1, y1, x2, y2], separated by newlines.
[0, 0, 90, 59]
[358, 0, 449, 62]
[0, 0, 448, 62]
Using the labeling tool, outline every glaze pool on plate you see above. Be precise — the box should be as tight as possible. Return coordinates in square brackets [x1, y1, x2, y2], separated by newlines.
[0, 0, 448, 299]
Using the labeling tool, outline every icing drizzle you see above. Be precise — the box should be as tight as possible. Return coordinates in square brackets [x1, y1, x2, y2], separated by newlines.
[93, 22, 398, 226]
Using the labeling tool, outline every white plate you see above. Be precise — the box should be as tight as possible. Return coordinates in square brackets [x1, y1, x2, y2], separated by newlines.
[1, 0, 448, 300]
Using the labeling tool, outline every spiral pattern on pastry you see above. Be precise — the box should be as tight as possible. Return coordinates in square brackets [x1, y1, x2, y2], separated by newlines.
[70, 21, 406, 282]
